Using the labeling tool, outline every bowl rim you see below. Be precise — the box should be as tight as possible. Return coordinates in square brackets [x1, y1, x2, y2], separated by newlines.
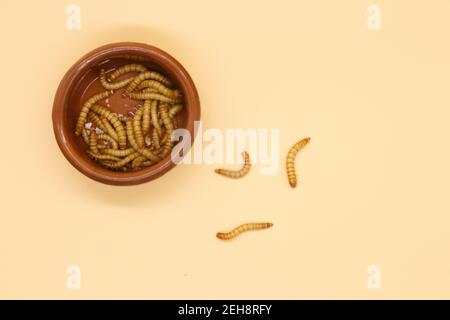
[52, 42, 200, 186]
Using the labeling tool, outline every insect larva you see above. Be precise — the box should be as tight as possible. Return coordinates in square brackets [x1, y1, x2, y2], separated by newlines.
[151, 127, 161, 150]
[101, 152, 141, 169]
[87, 151, 121, 162]
[142, 88, 159, 93]
[81, 128, 90, 145]
[168, 104, 183, 118]
[286, 137, 310, 188]
[97, 133, 118, 150]
[125, 71, 172, 93]
[75, 91, 111, 136]
[137, 80, 180, 98]
[159, 104, 174, 157]
[108, 64, 148, 82]
[131, 156, 146, 168]
[216, 222, 273, 240]
[91, 104, 127, 149]
[100, 148, 135, 157]
[133, 107, 144, 148]
[128, 92, 175, 103]
[89, 130, 99, 154]
[99, 69, 134, 90]
[141, 99, 152, 135]
[150, 100, 162, 137]
[138, 148, 161, 162]
[101, 118, 119, 142]
[125, 118, 139, 151]
[215, 151, 251, 178]
[88, 112, 107, 133]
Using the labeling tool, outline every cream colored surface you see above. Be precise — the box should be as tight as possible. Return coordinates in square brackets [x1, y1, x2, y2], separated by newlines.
[0, 0, 449, 299]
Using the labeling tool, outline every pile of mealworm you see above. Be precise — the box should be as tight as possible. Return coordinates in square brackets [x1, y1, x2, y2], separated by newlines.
[74, 64, 184, 171]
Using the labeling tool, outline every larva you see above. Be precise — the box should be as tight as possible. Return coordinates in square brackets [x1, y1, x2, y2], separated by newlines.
[216, 222, 273, 240]
[89, 130, 99, 154]
[128, 92, 175, 103]
[101, 152, 141, 169]
[150, 100, 162, 137]
[138, 148, 161, 162]
[159, 104, 174, 157]
[87, 151, 121, 162]
[91, 104, 127, 149]
[99, 69, 134, 90]
[125, 118, 139, 151]
[151, 127, 161, 150]
[100, 148, 135, 157]
[101, 118, 119, 142]
[215, 151, 251, 178]
[286, 137, 310, 188]
[97, 133, 118, 150]
[81, 128, 90, 145]
[108, 64, 147, 82]
[168, 104, 183, 118]
[75, 91, 111, 136]
[137, 80, 180, 98]
[133, 107, 145, 148]
[131, 156, 146, 168]
[125, 71, 172, 93]
[141, 99, 152, 135]
[88, 112, 107, 133]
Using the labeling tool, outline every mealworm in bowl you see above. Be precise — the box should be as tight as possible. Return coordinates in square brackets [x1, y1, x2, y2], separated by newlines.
[52, 42, 200, 185]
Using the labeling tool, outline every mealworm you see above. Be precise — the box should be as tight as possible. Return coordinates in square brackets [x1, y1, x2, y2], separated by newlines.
[87, 151, 121, 162]
[150, 100, 162, 137]
[138, 148, 161, 162]
[141, 99, 152, 135]
[125, 118, 139, 151]
[125, 71, 172, 93]
[286, 137, 310, 188]
[131, 156, 146, 168]
[91, 104, 127, 149]
[137, 80, 180, 98]
[215, 151, 251, 178]
[81, 128, 90, 145]
[101, 152, 141, 169]
[99, 69, 134, 90]
[101, 118, 119, 142]
[75, 91, 111, 136]
[97, 133, 118, 150]
[168, 104, 183, 118]
[89, 130, 99, 154]
[216, 222, 273, 240]
[133, 107, 145, 148]
[128, 92, 175, 103]
[88, 112, 107, 133]
[151, 127, 161, 150]
[100, 148, 135, 157]
[108, 64, 147, 82]
[159, 104, 174, 157]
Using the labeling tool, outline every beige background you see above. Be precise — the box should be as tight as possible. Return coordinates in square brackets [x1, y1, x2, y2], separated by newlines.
[0, 0, 449, 299]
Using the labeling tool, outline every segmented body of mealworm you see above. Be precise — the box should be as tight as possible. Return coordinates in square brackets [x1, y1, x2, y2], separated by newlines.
[150, 101, 162, 137]
[81, 128, 90, 145]
[91, 104, 127, 149]
[131, 156, 146, 168]
[215, 151, 251, 178]
[89, 130, 99, 154]
[159, 104, 174, 157]
[286, 137, 310, 188]
[125, 71, 172, 93]
[108, 64, 148, 82]
[101, 152, 141, 169]
[100, 148, 135, 157]
[133, 107, 145, 148]
[97, 133, 118, 149]
[125, 118, 139, 151]
[99, 69, 134, 90]
[168, 104, 183, 118]
[128, 92, 175, 103]
[151, 128, 161, 150]
[87, 151, 121, 162]
[88, 112, 107, 133]
[137, 80, 180, 98]
[75, 91, 111, 135]
[138, 148, 161, 162]
[216, 222, 273, 240]
[101, 118, 119, 142]
[141, 100, 152, 135]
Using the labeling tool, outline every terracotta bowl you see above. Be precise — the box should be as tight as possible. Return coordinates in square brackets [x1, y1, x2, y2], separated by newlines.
[52, 42, 200, 185]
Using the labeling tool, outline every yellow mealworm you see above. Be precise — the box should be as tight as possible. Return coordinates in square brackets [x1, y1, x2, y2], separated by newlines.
[215, 151, 251, 178]
[133, 107, 145, 148]
[125, 118, 139, 151]
[151, 127, 161, 150]
[87, 151, 121, 162]
[159, 104, 174, 157]
[97, 133, 118, 150]
[101, 152, 141, 169]
[125, 71, 172, 93]
[91, 104, 127, 149]
[89, 130, 99, 154]
[137, 80, 180, 98]
[128, 92, 175, 103]
[141, 99, 152, 135]
[286, 137, 310, 188]
[168, 104, 183, 118]
[216, 222, 273, 240]
[81, 128, 90, 145]
[138, 148, 161, 162]
[150, 100, 162, 137]
[101, 117, 119, 142]
[88, 112, 107, 132]
[131, 156, 146, 168]
[99, 69, 134, 90]
[75, 91, 111, 135]
[142, 88, 159, 93]
[108, 64, 148, 82]
[100, 148, 135, 157]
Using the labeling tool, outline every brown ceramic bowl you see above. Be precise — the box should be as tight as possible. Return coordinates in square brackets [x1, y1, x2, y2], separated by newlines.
[52, 42, 200, 185]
